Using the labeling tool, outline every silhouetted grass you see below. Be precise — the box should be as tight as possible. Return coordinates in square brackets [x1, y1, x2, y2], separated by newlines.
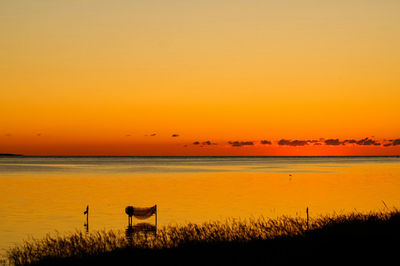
[7, 209, 400, 265]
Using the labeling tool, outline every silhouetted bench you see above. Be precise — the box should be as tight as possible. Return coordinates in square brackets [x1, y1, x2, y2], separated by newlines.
[125, 205, 157, 234]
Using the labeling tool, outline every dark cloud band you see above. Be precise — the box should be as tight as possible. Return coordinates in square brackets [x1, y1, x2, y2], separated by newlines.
[278, 139, 308, 146]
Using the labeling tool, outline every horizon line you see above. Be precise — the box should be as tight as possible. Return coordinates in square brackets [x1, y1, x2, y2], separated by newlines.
[1, 154, 399, 158]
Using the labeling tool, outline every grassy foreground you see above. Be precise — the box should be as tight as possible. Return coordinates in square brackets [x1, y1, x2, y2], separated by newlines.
[7, 210, 400, 265]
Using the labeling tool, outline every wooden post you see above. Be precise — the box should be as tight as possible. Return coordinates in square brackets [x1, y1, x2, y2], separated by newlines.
[155, 205, 158, 229]
[84, 205, 89, 233]
[306, 207, 309, 231]
[86, 214, 89, 232]
[155, 205, 158, 236]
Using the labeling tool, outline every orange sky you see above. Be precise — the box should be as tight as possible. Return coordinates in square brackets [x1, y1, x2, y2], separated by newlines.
[1, 0, 399, 156]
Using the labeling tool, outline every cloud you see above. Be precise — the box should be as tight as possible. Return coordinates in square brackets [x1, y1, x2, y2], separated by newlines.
[193, 140, 217, 146]
[193, 136, 394, 148]
[37, 133, 42, 137]
[202, 141, 217, 145]
[342, 138, 382, 146]
[278, 139, 309, 146]
[172, 134, 180, 137]
[228, 141, 254, 147]
[150, 133, 157, 136]
[355, 137, 380, 146]
[383, 138, 400, 147]
[325, 139, 343, 146]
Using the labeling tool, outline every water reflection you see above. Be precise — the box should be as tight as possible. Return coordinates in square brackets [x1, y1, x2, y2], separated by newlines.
[126, 223, 157, 238]
[1, 157, 400, 255]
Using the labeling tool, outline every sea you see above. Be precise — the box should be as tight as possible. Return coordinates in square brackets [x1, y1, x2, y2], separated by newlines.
[1, 156, 400, 255]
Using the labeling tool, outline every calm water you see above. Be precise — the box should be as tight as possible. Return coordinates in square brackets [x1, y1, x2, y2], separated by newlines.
[1, 156, 400, 255]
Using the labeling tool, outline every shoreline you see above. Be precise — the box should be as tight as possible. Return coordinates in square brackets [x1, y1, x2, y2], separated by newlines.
[6, 210, 400, 265]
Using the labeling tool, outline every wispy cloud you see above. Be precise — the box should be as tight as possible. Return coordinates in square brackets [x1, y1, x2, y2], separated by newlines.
[354, 137, 380, 146]
[382, 138, 400, 147]
[325, 139, 343, 145]
[278, 139, 309, 146]
[193, 140, 217, 146]
[172, 134, 180, 137]
[341, 138, 381, 146]
[202, 141, 217, 145]
[228, 141, 254, 147]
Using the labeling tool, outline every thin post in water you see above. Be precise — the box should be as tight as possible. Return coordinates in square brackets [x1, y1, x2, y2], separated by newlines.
[155, 205, 158, 229]
[306, 207, 309, 231]
[84, 205, 89, 233]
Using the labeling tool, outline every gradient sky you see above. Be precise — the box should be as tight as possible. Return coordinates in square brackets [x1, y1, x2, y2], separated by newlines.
[1, 0, 399, 155]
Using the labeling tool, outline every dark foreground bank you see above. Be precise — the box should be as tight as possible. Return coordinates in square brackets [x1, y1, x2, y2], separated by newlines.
[7, 210, 400, 265]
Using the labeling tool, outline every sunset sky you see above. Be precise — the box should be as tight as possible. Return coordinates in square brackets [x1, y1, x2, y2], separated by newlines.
[1, 0, 399, 156]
